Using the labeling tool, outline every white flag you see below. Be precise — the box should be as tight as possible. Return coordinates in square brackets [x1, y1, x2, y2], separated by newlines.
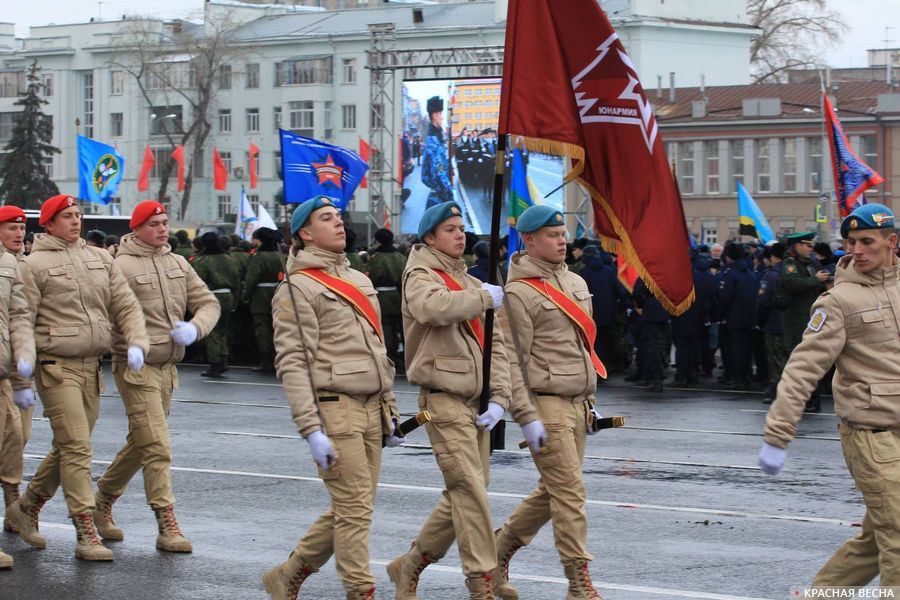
[236, 188, 258, 240]
[257, 203, 277, 231]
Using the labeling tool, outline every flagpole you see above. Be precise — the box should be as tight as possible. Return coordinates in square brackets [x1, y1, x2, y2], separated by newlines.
[818, 70, 833, 241]
[480, 132, 507, 451]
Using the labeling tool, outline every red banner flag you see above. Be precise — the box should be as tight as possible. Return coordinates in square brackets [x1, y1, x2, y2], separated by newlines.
[137, 145, 155, 192]
[249, 142, 260, 189]
[499, 0, 694, 314]
[213, 147, 228, 191]
[171, 145, 185, 192]
[617, 254, 638, 294]
[358, 138, 370, 189]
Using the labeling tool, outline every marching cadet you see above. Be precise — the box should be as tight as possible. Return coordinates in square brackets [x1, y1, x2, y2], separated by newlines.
[193, 231, 239, 378]
[8, 195, 148, 561]
[93, 201, 220, 553]
[491, 205, 603, 600]
[263, 196, 403, 600]
[241, 227, 283, 372]
[0, 206, 37, 536]
[366, 228, 406, 367]
[759, 204, 900, 586]
[421, 96, 454, 208]
[387, 201, 511, 600]
[0, 205, 36, 569]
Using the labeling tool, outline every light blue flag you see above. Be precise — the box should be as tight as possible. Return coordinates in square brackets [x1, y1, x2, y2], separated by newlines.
[77, 135, 125, 205]
[507, 149, 533, 261]
[737, 182, 774, 243]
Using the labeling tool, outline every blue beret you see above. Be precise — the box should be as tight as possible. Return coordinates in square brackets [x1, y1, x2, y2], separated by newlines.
[840, 203, 895, 238]
[418, 201, 463, 240]
[516, 205, 565, 233]
[290, 196, 336, 235]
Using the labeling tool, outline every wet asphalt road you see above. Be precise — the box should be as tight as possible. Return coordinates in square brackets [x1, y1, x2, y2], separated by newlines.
[0, 365, 868, 599]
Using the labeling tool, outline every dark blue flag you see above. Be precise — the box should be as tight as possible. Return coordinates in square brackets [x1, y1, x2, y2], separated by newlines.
[279, 130, 368, 208]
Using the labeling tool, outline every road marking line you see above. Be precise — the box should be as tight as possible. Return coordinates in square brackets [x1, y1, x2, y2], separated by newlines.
[173, 399, 287, 409]
[203, 380, 281, 387]
[623, 426, 839, 441]
[740, 409, 837, 417]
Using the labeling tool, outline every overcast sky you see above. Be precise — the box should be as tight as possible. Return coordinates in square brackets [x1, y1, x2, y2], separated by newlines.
[4, 0, 898, 69]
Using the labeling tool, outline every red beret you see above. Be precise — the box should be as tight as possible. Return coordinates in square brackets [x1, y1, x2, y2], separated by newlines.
[0, 206, 26, 224]
[130, 201, 167, 229]
[39, 195, 78, 226]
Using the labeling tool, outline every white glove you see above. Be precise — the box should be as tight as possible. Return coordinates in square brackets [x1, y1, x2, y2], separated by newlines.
[587, 407, 603, 435]
[307, 430, 336, 470]
[12, 388, 34, 410]
[171, 321, 199, 346]
[385, 419, 406, 448]
[521, 419, 547, 451]
[481, 282, 504, 310]
[758, 442, 786, 475]
[16, 358, 33, 379]
[127, 345, 145, 372]
[475, 402, 505, 431]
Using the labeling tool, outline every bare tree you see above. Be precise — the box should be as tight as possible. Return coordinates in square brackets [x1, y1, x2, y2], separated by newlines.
[749, 0, 847, 83]
[110, 11, 248, 218]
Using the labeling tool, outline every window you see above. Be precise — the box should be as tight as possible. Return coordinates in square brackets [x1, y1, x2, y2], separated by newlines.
[273, 106, 282, 131]
[705, 140, 719, 194]
[246, 108, 260, 133]
[219, 151, 232, 173]
[702, 226, 717, 245]
[83, 72, 94, 138]
[150, 148, 169, 178]
[110, 70, 124, 95]
[756, 139, 770, 193]
[288, 101, 314, 137]
[731, 140, 744, 192]
[275, 56, 333, 86]
[109, 196, 121, 215]
[678, 141, 694, 195]
[246, 63, 259, 89]
[808, 137, 822, 192]
[149, 106, 183, 135]
[342, 58, 357, 84]
[42, 74, 53, 97]
[782, 138, 797, 193]
[42, 155, 53, 179]
[324, 102, 333, 139]
[217, 194, 231, 220]
[146, 62, 194, 90]
[274, 151, 282, 179]
[0, 113, 20, 141]
[0, 72, 24, 98]
[861, 135, 879, 193]
[247, 194, 260, 211]
[342, 104, 356, 129]
[219, 109, 232, 133]
[218, 65, 232, 90]
[111, 112, 123, 137]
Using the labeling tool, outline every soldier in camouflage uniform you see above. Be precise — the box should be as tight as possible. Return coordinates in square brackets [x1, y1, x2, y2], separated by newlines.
[172, 230, 193, 260]
[192, 232, 240, 378]
[366, 228, 406, 368]
[241, 228, 283, 373]
[421, 96, 454, 209]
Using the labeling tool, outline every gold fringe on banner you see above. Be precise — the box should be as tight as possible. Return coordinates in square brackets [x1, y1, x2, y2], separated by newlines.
[508, 134, 695, 316]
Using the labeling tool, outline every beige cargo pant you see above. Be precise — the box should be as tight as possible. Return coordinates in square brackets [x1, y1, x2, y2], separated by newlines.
[412, 389, 496, 576]
[0, 379, 34, 486]
[499, 395, 593, 562]
[292, 393, 383, 594]
[813, 423, 900, 586]
[29, 354, 102, 516]
[97, 362, 177, 509]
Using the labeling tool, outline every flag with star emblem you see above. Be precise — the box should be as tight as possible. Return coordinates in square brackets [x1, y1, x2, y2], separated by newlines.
[278, 130, 369, 208]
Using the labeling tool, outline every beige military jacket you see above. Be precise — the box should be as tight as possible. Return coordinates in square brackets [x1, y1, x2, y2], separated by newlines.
[272, 246, 397, 438]
[503, 253, 595, 425]
[402, 244, 512, 407]
[19, 233, 148, 359]
[766, 255, 900, 447]
[112, 234, 220, 366]
[0, 246, 35, 382]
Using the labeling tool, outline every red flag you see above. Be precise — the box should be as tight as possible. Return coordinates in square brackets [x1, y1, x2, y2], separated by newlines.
[249, 143, 260, 189]
[358, 138, 370, 189]
[499, 0, 694, 314]
[617, 254, 638, 294]
[137, 145, 155, 192]
[171, 145, 185, 192]
[213, 147, 228, 191]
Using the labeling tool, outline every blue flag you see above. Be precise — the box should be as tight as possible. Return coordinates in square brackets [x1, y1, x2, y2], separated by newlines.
[507, 149, 534, 261]
[737, 182, 774, 243]
[77, 135, 125, 205]
[279, 130, 368, 209]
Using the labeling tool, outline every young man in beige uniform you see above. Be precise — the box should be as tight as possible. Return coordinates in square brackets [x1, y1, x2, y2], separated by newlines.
[492, 205, 604, 600]
[759, 202, 900, 586]
[0, 206, 38, 540]
[388, 201, 511, 600]
[93, 201, 220, 553]
[264, 196, 403, 600]
[8, 195, 148, 561]
[0, 204, 36, 569]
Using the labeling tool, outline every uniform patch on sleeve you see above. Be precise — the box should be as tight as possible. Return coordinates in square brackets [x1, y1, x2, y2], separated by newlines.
[786, 265, 796, 274]
[808, 308, 827, 332]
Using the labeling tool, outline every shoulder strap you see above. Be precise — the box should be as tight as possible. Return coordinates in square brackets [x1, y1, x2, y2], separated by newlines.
[431, 268, 485, 351]
[295, 268, 383, 341]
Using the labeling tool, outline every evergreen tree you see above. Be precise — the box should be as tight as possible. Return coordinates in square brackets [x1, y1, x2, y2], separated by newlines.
[0, 60, 60, 209]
